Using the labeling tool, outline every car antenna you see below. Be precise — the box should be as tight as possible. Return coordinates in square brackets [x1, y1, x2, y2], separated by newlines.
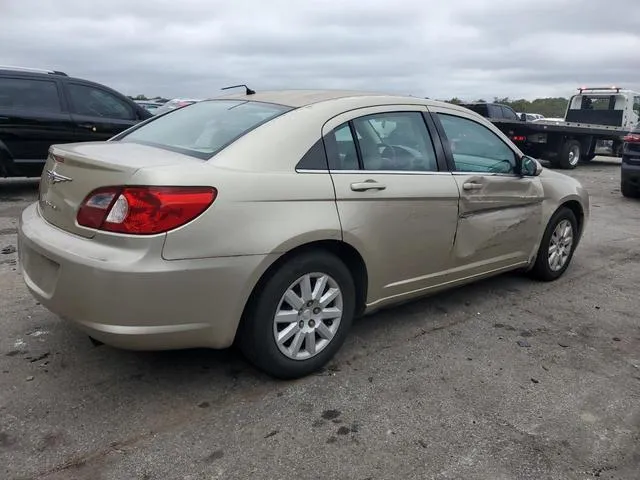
[221, 84, 256, 95]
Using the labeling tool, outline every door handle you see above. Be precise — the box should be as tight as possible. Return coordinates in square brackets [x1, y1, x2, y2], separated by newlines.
[350, 180, 386, 192]
[78, 123, 97, 131]
[462, 182, 483, 191]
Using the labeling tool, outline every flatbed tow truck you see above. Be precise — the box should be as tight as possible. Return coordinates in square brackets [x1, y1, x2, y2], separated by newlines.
[461, 86, 640, 169]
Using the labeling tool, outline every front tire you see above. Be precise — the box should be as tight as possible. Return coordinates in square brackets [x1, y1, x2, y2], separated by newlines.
[529, 207, 578, 281]
[239, 251, 355, 379]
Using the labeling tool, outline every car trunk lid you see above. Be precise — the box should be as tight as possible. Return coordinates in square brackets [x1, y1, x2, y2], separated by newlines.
[38, 142, 203, 238]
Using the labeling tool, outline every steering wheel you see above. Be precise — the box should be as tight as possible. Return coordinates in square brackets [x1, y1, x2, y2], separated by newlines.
[378, 143, 398, 162]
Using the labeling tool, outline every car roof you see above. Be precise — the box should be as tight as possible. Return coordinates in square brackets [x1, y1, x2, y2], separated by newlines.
[0, 66, 71, 77]
[212, 89, 446, 109]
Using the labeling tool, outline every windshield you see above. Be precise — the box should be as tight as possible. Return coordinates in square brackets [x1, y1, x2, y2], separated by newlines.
[118, 100, 292, 159]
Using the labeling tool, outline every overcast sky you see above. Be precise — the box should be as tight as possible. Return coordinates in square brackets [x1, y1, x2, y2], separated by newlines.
[1, 0, 638, 101]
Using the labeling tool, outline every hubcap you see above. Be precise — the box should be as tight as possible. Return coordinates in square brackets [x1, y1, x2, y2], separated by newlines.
[568, 145, 580, 166]
[273, 273, 343, 360]
[548, 219, 574, 271]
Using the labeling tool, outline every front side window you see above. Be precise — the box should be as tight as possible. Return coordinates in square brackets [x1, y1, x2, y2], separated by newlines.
[0, 77, 61, 112]
[119, 100, 291, 159]
[67, 84, 135, 120]
[437, 113, 516, 174]
[501, 106, 518, 120]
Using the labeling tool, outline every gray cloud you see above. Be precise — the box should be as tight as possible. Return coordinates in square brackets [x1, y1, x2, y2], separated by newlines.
[0, 0, 638, 101]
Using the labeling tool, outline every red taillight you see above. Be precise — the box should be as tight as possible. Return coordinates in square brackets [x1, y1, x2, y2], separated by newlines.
[624, 133, 640, 143]
[77, 186, 216, 235]
[512, 135, 526, 142]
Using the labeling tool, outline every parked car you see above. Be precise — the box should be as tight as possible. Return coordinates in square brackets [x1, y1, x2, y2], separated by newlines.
[517, 112, 545, 122]
[461, 102, 521, 121]
[0, 66, 152, 178]
[621, 124, 640, 198]
[153, 98, 200, 116]
[134, 100, 164, 114]
[18, 90, 590, 379]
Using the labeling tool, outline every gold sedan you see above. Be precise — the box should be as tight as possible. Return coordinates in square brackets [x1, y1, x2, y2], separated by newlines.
[18, 90, 590, 378]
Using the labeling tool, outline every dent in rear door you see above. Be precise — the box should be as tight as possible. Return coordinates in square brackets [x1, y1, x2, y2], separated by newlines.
[322, 106, 461, 305]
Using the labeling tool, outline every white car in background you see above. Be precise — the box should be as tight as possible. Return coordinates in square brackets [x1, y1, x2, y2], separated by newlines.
[534, 117, 564, 123]
[154, 98, 200, 116]
[517, 112, 546, 122]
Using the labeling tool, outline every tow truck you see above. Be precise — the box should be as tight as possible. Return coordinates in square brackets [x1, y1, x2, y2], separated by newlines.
[461, 86, 640, 169]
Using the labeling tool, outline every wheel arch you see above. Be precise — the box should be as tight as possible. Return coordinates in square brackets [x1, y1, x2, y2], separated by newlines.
[235, 239, 369, 343]
[559, 199, 585, 238]
[528, 197, 586, 270]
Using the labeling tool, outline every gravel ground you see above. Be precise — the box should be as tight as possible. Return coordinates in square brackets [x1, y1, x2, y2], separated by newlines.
[1, 158, 639, 480]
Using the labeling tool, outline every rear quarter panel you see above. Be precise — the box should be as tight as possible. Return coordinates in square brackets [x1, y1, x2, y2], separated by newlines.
[156, 165, 342, 260]
[153, 105, 352, 261]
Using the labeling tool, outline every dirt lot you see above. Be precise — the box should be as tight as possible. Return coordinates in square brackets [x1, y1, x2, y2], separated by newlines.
[1, 158, 639, 480]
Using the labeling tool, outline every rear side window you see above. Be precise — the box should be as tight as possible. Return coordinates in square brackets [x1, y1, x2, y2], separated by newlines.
[462, 104, 488, 117]
[0, 77, 61, 112]
[326, 112, 438, 172]
[67, 84, 135, 120]
[119, 100, 292, 159]
[488, 105, 503, 118]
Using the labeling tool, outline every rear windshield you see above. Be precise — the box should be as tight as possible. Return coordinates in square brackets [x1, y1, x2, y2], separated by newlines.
[118, 100, 292, 159]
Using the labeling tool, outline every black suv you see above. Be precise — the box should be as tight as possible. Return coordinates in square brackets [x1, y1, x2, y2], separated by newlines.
[621, 125, 640, 198]
[0, 66, 152, 177]
[459, 102, 521, 121]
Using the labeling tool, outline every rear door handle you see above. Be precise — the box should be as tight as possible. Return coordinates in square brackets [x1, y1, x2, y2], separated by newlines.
[462, 182, 483, 191]
[350, 180, 386, 192]
[78, 123, 97, 131]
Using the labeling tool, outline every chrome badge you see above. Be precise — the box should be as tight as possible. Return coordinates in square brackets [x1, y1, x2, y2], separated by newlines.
[45, 169, 72, 185]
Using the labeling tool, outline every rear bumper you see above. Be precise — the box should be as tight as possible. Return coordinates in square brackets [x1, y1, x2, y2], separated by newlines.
[18, 202, 276, 350]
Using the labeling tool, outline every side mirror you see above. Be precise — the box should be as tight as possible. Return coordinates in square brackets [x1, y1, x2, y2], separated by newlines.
[520, 113, 527, 122]
[520, 155, 542, 176]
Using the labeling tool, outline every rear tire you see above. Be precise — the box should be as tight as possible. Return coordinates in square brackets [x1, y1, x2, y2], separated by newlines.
[529, 207, 578, 281]
[621, 180, 640, 198]
[559, 140, 581, 169]
[238, 251, 355, 379]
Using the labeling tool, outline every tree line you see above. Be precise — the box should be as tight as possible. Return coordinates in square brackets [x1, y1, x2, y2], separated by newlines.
[445, 97, 569, 118]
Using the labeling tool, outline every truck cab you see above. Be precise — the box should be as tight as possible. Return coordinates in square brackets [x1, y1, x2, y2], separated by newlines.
[565, 87, 640, 130]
